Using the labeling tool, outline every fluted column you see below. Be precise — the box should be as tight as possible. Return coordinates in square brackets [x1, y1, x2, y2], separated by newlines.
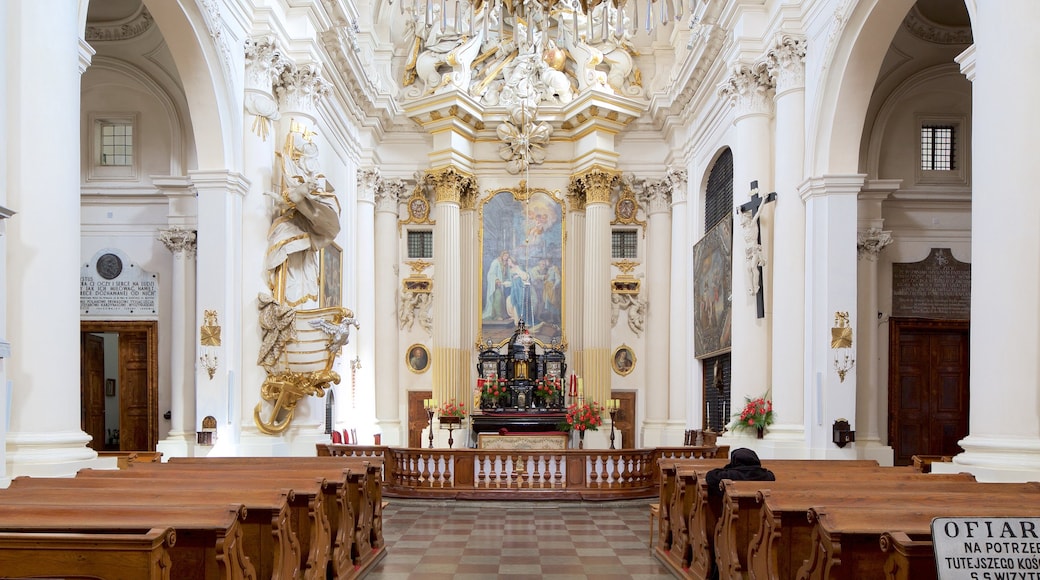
[765, 35, 808, 446]
[429, 166, 477, 407]
[642, 179, 673, 446]
[237, 37, 284, 452]
[855, 188, 893, 457]
[931, 6, 1040, 479]
[573, 167, 619, 408]
[460, 187, 479, 415]
[5, 3, 102, 477]
[157, 227, 198, 455]
[370, 172, 405, 444]
[565, 188, 586, 377]
[668, 170, 694, 432]
[719, 64, 775, 420]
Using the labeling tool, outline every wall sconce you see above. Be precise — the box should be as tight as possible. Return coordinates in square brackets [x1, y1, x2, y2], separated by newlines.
[200, 309, 221, 380]
[832, 418, 855, 448]
[831, 311, 855, 382]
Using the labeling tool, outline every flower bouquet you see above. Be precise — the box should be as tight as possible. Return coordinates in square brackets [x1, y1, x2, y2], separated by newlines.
[479, 376, 509, 409]
[534, 377, 562, 407]
[559, 401, 605, 448]
[732, 394, 774, 437]
[437, 399, 467, 424]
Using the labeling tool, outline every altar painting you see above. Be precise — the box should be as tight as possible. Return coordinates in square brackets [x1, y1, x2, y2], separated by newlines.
[693, 216, 732, 358]
[479, 186, 565, 347]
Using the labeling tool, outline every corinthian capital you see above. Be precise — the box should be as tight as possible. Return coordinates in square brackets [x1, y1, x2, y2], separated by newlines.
[667, 169, 688, 204]
[426, 166, 477, 205]
[857, 228, 893, 261]
[245, 36, 284, 92]
[376, 179, 407, 213]
[639, 179, 672, 214]
[357, 168, 380, 203]
[275, 63, 331, 115]
[158, 227, 197, 258]
[766, 35, 807, 93]
[718, 64, 775, 117]
[572, 166, 620, 205]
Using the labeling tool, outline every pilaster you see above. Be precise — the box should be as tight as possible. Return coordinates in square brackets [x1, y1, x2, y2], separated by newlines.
[373, 174, 405, 444]
[156, 226, 198, 458]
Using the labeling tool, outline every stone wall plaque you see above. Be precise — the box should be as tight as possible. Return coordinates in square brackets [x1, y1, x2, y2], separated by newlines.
[891, 248, 970, 320]
[932, 517, 1040, 579]
[81, 249, 158, 318]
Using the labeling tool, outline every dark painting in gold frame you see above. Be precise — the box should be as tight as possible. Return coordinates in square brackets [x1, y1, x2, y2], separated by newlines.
[319, 242, 342, 308]
[693, 216, 732, 358]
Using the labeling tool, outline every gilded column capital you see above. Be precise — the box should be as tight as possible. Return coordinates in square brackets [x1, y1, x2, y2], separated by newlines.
[718, 64, 775, 118]
[765, 34, 807, 94]
[426, 166, 477, 205]
[566, 180, 587, 212]
[158, 227, 197, 258]
[572, 166, 621, 206]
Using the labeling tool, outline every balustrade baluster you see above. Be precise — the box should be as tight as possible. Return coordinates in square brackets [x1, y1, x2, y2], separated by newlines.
[442, 451, 454, 487]
[600, 455, 610, 488]
[612, 454, 622, 486]
[476, 453, 486, 488]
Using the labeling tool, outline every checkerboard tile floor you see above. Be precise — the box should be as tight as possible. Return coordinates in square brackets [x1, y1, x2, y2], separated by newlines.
[365, 498, 674, 579]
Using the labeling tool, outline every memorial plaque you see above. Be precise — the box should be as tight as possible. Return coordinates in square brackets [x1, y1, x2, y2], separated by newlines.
[892, 248, 970, 319]
[81, 248, 159, 318]
[933, 517, 1040, 579]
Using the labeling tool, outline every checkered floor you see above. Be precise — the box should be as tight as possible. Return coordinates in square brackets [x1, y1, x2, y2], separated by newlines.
[365, 498, 673, 579]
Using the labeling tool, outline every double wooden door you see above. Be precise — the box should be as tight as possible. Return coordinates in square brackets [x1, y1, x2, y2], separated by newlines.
[888, 319, 969, 466]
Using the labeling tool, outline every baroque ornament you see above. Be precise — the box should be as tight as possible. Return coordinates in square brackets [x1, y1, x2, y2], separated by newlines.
[496, 106, 553, 175]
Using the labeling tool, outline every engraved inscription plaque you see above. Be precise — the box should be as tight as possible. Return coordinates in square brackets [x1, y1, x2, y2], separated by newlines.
[891, 248, 970, 319]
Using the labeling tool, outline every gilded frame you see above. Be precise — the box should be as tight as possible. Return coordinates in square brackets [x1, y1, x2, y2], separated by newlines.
[406, 343, 430, 374]
[477, 184, 566, 348]
[693, 216, 733, 358]
[319, 242, 342, 308]
[612, 345, 636, 376]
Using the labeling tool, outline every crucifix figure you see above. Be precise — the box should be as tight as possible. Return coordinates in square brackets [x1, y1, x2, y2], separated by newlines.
[737, 181, 776, 319]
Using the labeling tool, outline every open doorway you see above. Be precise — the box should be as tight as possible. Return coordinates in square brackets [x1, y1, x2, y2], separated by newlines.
[80, 321, 158, 451]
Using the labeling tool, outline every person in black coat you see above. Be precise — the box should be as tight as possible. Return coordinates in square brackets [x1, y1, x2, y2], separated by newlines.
[705, 447, 775, 497]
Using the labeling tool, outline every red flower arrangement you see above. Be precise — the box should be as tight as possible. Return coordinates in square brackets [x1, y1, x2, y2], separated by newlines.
[733, 395, 774, 433]
[561, 401, 604, 432]
[480, 376, 508, 403]
[438, 398, 467, 419]
[534, 377, 562, 400]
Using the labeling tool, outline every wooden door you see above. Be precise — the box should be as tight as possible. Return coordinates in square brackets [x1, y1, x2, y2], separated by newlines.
[80, 333, 106, 451]
[407, 390, 432, 448]
[119, 332, 151, 450]
[611, 391, 636, 449]
[889, 319, 970, 466]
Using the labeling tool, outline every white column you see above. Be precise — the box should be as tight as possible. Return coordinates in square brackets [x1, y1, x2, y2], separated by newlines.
[5, 2, 106, 477]
[719, 65, 775, 419]
[460, 190, 478, 417]
[643, 179, 674, 445]
[353, 167, 376, 440]
[372, 174, 404, 444]
[565, 195, 586, 378]
[190, 170, 249, 453]
[156, 227, 198, 457]
[765, 36, 808, 450]
[930, 2, 1040, 480]
[855, 189, 893, 463]
[800, 175, 863, 458]
[669, 170, 695, 435]
[237, 37, 283, 453]
[575, 168, 617, 410]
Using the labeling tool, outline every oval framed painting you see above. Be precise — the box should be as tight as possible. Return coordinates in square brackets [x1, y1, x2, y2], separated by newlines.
[406, 343, 430, 374]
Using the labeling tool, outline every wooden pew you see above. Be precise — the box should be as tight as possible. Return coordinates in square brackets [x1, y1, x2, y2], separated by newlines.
[662, 460, 885, 579]
[166, 456, 387, 567]
[798, 496, 1040, 580]
[0, 503, 254, 580]
[656, 457, 728, 554]
[0, 527, 176, 580]
[3, 479, 300, 580]
[77, 467, 334, 580]
[716, 472, 978, 579]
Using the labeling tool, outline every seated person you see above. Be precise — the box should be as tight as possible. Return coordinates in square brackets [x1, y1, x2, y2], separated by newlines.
[705, 447, 775, 497]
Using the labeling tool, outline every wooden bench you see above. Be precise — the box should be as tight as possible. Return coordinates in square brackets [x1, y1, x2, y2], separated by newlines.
[98, 450, 164, 468]
[0, 503, 254, 579]
[798, 495, 1040, 580]
[0, 527, 176, 580]
[77, 466, 334, 580]
[715, 472, 979, 579]
[4, 478, 300, 580]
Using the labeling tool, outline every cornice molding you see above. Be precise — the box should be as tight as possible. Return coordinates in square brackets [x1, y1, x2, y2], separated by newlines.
[85, 4, 154, 42]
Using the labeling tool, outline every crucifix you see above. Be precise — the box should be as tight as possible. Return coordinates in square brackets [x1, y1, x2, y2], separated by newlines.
[737, 180, 776, 319]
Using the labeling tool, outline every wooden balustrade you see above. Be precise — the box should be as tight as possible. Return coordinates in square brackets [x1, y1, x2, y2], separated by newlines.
[318, 444, 724, 500]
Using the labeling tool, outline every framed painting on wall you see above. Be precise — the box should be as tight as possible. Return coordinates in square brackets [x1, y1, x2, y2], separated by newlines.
[406, 343, 430, 374]
[319, 242, 342, 308]
[693, 215, 733, 358]
[478, 185, 566, 347]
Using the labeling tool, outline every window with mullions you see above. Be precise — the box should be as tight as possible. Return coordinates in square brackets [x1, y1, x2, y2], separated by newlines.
[100, 122, 134, 166]
[611, 229, 638, 259]
[921, 125, 955, 171]
[407, 230, 433, 259]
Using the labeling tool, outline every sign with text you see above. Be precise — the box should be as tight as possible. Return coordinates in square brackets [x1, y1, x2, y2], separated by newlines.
[892, 248, 970, 319]
[933, 517, 1040, 579]
[81, 248, 158, 318]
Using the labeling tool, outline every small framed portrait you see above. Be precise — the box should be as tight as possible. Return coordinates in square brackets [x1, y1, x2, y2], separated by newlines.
[406, 344, 430, 374]
[319, 242, 342, 308]
[105, 378, 116, 397]
[612, 345, 636, 376]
